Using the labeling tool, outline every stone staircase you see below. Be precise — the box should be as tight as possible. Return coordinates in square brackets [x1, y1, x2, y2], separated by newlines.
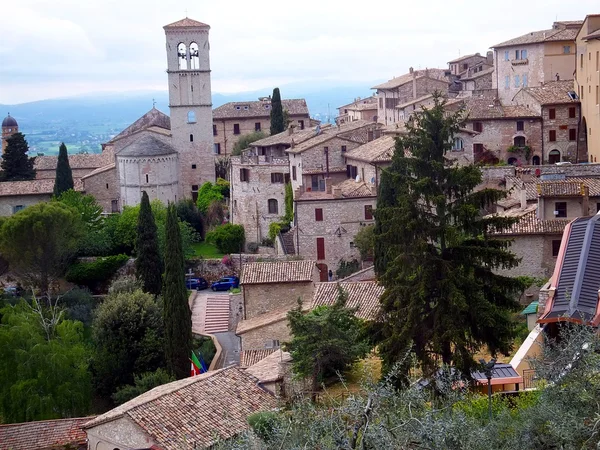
[204, 296, 230, 334]
[280, 230, 296, 255]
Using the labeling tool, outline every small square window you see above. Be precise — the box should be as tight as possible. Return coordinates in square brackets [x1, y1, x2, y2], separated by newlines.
[240, 168, 249, 182]
[214, 143, 221, 154]
[12, 205, 24, 214]
[341, 145, 347, 152]
[516, 121, 524, 131]
[213, 125, 217, 136]
[569, 107, 576, 118]
[233, 124, 240, 135]
[555, 201, 567, 218]
[552, 240, 561, 257]
[106, 183, 109, 189]
[364, 205, 373, 220]
[549, 130, 556, 142]
[315, 208, 323, 221]
[549, 108, 556, 120]
[569, 129, 576, 141]
[192, 185, 199, 191]
[473, 122, 483, 132]
[255, 122, 261, 132]
[192, 164, 197, 169]
[563, 46, 571, 54]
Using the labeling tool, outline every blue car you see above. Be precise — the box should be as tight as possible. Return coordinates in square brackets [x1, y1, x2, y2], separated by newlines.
[210, 276, 239, 291]
[185, 277, 209, 290]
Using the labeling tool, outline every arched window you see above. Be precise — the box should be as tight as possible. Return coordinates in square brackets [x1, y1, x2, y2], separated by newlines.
[177, 43, 187, 70]
[190, 134, 194, 142]
[532, 155, 541, 165]
[187, 111, 196, 123]
[513, 136, 526, 147]
[452, 138, 464, 151]
[507, 157, 518, 166]
[189, 42, 199, 69]
[549, 149, 561, 164]
[268, 199, 278, 214]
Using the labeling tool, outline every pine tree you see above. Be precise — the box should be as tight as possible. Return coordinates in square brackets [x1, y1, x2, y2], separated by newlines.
[162, 203, 192, 379]
[1, 132, 36, 181]
[135, 191, 163, 296]
[53, 142, 74, 197]
[270, 88, 285, 135]
[374, 93, 525, 382]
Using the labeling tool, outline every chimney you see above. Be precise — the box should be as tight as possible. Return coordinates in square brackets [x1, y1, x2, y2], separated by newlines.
[520, 187, 528, 209]
[582, 184, 590, 215]
[290, 138, 295, 149]
[370, 184, 378, 196]
[409, 67, 414, 74]
[486, 51, 493, 65]
[325, 178, 332, 194]
[332, 186, 342, 198]
[288, 125, 295, 135]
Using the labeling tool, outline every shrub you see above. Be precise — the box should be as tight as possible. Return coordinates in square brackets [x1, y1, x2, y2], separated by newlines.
[108, 275, 141, 296]
[261, 237, 274, 247]
[65, 254, 129, 288]
[231, 131, 266, 156]
[60, 288, 95, 326]
[335, 258, 360, 279]
[247, 411, 281, 443]
[112, 368, 174, 405]
[216, 177, 230, 198]
[268, 222, 282, 241]
[206, 224, 245, 255]
[196, 182, 224, 214]
[246, 242, 259, 254]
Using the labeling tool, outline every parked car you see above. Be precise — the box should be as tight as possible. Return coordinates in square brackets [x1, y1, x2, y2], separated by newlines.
[210, 276, 239, 291]
[185, 277, 208, 290]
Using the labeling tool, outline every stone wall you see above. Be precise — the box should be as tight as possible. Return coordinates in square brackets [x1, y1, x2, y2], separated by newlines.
[295, 195, 376, 273]
[244, 281, 315, 319]
[495, 43, 545, 104]
[213, 114, 309, 156]
[83, 166, 119, 213]
[86, 416, 153, 450]
[229, 292, 244, 331]
[230, 158, 290, 244]
[187, 258, 237, 284]
[0, 194, 50, 216]
[481, 166, 516, 179]
[496, 234, 559, 278]
[240, 319, 290, 351]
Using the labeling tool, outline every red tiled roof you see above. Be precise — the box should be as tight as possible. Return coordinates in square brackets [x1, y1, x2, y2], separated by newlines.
[492, 24, 580, 48]
[372, 68, 448, 90]
[488, 205, 569, 236]
[345, 136, 396, 164]
[163, 17, 210, 28]
[213, 99, 309, 119]
[240, 260, 316, 284]
[108, 108, 171, 144]
[35, 153, 107, 171]
[311, 281, 384, 321]
[0, 178, 84, 197]
[0, 417, 95, 450]
[84, 367, 277, 450]
[521, 80, 578, 105]
[538, 180, 586, 197]
[245, 350, 292, 383]
[240, 348, 278, 368]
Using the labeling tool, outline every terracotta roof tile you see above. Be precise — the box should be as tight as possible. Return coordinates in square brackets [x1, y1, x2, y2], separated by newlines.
[345, 136, 396, 163]
[538, 180, 586, 197]
[521, 80, 578, 105]
[163, 17, 210, 28]
[236, 307, 298, 335]
[0, 178, 83, 197]
[84, 367, 277, 450]
[460, 66, 495, 81]
[81, 163, 116, 179]
[296, 179, 376, 201]
[240, 348, 277, 368]
[35, 153, 107, 171]
[464, 97, 540, 120]
[492, 26, 579, 48]
[240, 260, 316, 284]
[488, 205, 569, 235]
[251, 125, 331, 148]
[448, 53, 483, 64]
[372, 68, 448, 90]
[108, 108, 171, 144]
[311, 281, 384, 321]
[245, 350, 292, 383]
[213, 99, 309, 120]
[286, 120, 375, 154]
[0, 416, 95, 450]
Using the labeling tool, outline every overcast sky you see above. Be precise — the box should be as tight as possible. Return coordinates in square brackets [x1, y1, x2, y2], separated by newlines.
[0, 0, 597, 104]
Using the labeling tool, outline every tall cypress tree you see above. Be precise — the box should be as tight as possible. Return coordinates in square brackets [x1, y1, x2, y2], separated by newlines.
[135, 191, 162, 296]
[1, 132, 36, 181]
[374, 93, 525, 382]
[53, 142, 74, 197]
[270, 88, 285, 135]
[162, 203, 192, 379]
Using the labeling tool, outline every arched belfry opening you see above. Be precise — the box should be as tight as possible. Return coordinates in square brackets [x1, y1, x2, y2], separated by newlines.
[189, 42, 199, 69]
[177, 43, 188, 70]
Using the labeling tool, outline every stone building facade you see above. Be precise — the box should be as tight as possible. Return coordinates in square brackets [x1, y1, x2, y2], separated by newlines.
[294, 179, 377, 279]
[0, 179, 84, 216]
[230, 155, 290, 244]
[212, 98, 310, 156]
[81, 164, 119, 213]
[513, 80, 585, 163]
[491, 21, 580, 104]
[576, 15, 600, 163]
[372, 68, 449, 125]
[336, 96, 378, 124]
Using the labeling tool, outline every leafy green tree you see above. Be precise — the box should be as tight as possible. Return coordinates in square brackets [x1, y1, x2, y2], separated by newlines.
[353, 224, 374, 260]
[56, 189, 102, 230]
[0, 299, 91, 422]
[270, 88, 285, 135]
[206, 223, 245, 254]
[92, 288, 165, 397]
[53, 142, 74, 197]
[232, 131, 266, 156]
[283, 182, 294, 223]
[112, 368, 174, 405]
[0, 132, 36, 181]
[286, 286, 370, 395]
[373, 93, 524, 380]
[162, 203, 192, 379]
[196, 181, 224, 214]
[0, 202, 83, 295]
[176, 199, 204, 235]
[136, 192, 163, 296]
[216, 177, 230, 198]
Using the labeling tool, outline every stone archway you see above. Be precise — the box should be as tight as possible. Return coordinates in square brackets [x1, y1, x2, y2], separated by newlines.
[548, 149, 561, 164]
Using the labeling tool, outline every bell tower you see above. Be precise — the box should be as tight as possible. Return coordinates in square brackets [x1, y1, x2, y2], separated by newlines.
[163, 17, 215, 199]
[2, 113, 19, 153]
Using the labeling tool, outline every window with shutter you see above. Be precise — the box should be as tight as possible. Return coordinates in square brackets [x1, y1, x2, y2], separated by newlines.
[364, 205, 373, 220]
[315, 208, 323, 221]
[316, 238, 325, 260]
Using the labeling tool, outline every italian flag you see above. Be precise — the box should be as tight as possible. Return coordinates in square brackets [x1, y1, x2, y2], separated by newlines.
[190, 351, 202, 376]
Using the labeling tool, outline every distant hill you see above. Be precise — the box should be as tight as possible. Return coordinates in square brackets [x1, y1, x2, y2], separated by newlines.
[0, 81, 381, 155]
